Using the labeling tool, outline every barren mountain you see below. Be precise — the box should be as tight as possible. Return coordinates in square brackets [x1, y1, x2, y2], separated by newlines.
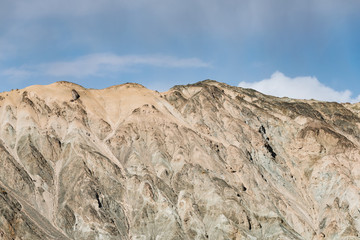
[0, 80, 360, 239]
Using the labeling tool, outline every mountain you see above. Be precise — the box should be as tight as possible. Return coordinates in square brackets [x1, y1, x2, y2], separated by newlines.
[0, 80, 360, 239]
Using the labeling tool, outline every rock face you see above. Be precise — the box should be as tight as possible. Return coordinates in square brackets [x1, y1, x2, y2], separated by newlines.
[0, 80, 360, 239]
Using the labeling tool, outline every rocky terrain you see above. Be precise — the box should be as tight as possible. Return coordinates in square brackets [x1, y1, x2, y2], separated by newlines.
[0, 80, 360, 239]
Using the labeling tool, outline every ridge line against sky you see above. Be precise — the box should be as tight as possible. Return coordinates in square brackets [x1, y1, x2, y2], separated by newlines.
[0, 0, 359, 102]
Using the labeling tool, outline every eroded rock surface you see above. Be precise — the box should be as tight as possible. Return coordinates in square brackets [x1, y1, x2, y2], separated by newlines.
[0, 80, 360, 239]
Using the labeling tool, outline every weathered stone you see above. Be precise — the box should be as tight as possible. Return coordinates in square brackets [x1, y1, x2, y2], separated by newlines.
[71, 89, 80, 101]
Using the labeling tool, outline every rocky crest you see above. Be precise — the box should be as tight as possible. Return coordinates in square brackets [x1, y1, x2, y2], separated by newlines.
[0, 80, 360, 239]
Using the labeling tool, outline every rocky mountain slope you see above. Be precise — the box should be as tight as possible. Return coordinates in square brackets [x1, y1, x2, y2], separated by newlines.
[0, 80, 360, 239]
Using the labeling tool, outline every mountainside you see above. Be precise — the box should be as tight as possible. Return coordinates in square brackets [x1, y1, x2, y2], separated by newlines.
[0, 80, 360, 240]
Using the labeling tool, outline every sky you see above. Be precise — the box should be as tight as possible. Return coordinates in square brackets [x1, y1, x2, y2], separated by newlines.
[1, 0, 360, 102]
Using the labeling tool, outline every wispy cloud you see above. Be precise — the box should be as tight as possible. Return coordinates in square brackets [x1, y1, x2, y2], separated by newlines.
[2, 67, 33, 79]
[1, 53, 209, 79]
[239, 71, 360, 103]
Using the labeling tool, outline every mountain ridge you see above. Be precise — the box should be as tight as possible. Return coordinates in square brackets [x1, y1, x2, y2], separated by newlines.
[0, 80, 359, 239]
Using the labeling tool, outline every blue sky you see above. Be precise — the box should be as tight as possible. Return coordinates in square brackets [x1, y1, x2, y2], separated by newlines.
[1, 0, 360, 102]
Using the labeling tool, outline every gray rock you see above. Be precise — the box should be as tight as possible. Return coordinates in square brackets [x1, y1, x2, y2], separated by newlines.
[71, 89, 80, 101]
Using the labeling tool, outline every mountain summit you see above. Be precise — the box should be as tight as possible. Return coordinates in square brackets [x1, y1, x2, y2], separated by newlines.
[0, 81, 360, 239]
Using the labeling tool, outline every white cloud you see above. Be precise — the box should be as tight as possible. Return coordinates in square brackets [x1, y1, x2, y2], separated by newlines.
[1, 53, 209, 79]
[2, 68, 33, 79]
[238, 71, 360, 103]
[42, 54, 209, 77]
